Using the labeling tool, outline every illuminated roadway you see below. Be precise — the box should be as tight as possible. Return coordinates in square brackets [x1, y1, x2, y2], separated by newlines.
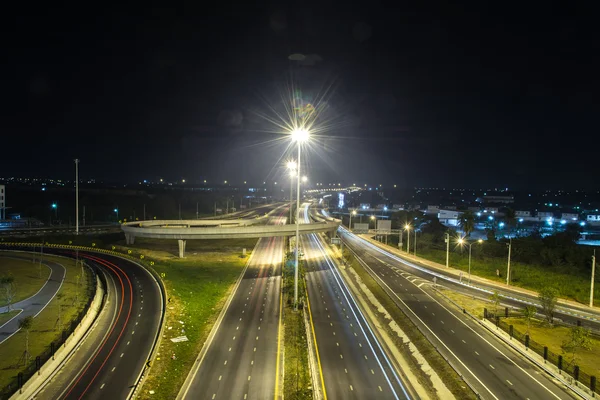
[177, 209, 286, 400]
[35, 251, 163, 400]
[302, 205, 412, 399]
[341, 229, 575, 400]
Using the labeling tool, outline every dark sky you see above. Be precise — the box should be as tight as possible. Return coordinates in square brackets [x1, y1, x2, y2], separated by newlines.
[2, 3, 599, 189]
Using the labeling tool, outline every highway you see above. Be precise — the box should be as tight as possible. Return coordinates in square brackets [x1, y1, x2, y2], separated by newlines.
[302, 205, 412, 400]
[35, 251, 163, 400]
[353, 233, 600, 330]
[178, 211, 286, 400]
[341, 229, 575, 400]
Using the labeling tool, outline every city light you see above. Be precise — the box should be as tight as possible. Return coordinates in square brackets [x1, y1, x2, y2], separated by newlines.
[52, 203, 57, 209]
[499, 222, 505, 228]
[488, 215, 494, 221]
[287, 160, 297, 170]
[519, 218, 524, 222]
[560, 220, 567, 225]
[580, 221, 586, 227]
[301, 176, 308, 183]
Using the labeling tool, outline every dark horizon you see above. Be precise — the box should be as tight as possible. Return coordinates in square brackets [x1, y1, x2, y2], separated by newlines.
[2, 4, 599, 190]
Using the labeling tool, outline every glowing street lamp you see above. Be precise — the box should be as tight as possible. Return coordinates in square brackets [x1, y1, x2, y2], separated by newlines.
[291, 128, 309, 309]
[114, 208, 119, 220]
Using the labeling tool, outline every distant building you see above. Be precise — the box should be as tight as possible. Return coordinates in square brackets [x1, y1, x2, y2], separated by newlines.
[468, 206, 481, 212]
[587, 215, 600, 225]
[392, 204, 404, 210]
[484, 207, 499, 214]
[426, 205, 440, 215]
[0, 185, 4, 220]
[515, 210, 531, 217]
[537, 211, 554, 219]
[561, 213, 579, 221]
[480, 194, 514, 204]
[359, 203, 371, 210]
[438, 209, 462, 226]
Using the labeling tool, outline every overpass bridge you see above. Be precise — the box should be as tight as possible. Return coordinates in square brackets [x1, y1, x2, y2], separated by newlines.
[121, 214, 341, 257]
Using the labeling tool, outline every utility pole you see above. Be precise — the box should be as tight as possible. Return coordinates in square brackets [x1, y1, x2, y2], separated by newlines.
[226, 199, 229, 214]
[407, 227, 410, 255]
[289, 179, 294, 224]
[294, 143, 301, 310]
[506, 238, 512, 285]
[398, 229, 403, 250]
[196, 202, 199, 219]
[82, 205, 86, 227]
[74, 159, 79, 235]
[178, 203, 181, 220]
[591, 250, 596, 307]
[214, 202, 216, 217]
[414, 229, 417, 256]
[143, 204, 146, 221]
[445, 232, 450, 268]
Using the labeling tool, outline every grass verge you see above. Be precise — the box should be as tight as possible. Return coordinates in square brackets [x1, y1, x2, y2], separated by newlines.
[0, 254, 92, 397]
[117, 237, 258, 400]
[0, 257, 51, 306]
[342, 247, 477, 400]
[282, 248, 312, 400]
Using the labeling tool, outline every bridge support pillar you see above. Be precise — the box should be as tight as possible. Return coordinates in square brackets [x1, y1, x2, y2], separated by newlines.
[125, 233, 135, 245]
[178, 239, 187, 258]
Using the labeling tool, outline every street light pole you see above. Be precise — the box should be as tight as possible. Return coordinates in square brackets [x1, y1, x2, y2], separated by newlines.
[405, 225, 410, 255]
[414, 229, 417, 256]
[445, 232, 450, 268]
[590, 250, 596, 307]
[294, 144, 301, 310]
[506, 238, 512, 285]
[290, 173, 294, 224]
[74, 159, 79, 235]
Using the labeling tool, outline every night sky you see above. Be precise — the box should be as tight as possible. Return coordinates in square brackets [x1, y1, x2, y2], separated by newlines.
[2, 3, 599, 189]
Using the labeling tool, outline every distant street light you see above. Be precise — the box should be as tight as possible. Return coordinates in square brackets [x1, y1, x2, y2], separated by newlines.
[301, 176, 308, 183]
[291, 128, 309, 310]
[114, 208, 119, 221]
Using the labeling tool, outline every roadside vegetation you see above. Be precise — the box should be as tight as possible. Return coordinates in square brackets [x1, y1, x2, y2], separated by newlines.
[0, 254, 92, 397]
[282, 241, 312, 400]
[0, 257, 51, 307]
[115, 237, 257, 400]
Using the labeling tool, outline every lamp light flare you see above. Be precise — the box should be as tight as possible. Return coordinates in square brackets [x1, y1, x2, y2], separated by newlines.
[291, 128, 309, 142]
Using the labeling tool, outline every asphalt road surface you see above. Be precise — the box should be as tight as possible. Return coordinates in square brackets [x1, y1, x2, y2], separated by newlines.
[0, 254, 65, 343]
[36, 251, 163, 400]
[302, 206, 412, 400]
[357, 233, 600, 330]
[341, 230, 575, 400]
[178, 212, 286, 400]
